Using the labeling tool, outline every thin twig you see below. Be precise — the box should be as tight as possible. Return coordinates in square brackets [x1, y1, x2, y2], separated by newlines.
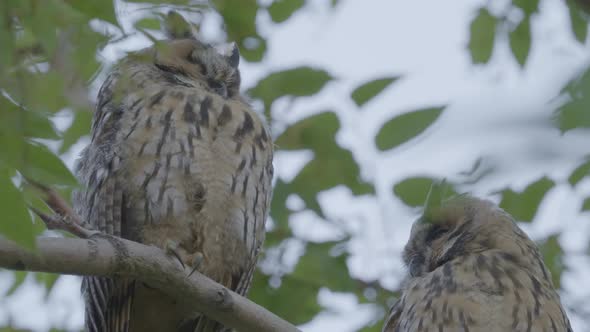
[29, 206, 97, 238]
[25, 178, 98, 238]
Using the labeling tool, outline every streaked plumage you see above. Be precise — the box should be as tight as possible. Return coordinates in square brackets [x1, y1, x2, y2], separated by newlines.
[383, 196, 572, 332]
[74, 12, 273, 332]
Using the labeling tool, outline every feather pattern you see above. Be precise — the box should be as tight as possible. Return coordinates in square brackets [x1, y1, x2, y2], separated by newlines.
[74, 11, 273, 332]
[382, 197, 572, 332]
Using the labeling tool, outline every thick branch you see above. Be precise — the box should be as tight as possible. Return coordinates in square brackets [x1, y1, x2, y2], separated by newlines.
[0, 235, 300, 332]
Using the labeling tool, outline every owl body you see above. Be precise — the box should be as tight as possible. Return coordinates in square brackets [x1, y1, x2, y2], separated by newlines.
[75, 14, 273, 332]
[383, 197, 571, 332]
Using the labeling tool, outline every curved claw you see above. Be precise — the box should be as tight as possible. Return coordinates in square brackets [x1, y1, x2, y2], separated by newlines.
[165, 240, 185, 269]
[187, 252, 204, 277]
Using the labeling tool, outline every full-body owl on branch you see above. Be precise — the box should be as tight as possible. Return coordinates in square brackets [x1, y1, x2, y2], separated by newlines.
[74, 11, 273, 332]
[383, 196, 572, 332]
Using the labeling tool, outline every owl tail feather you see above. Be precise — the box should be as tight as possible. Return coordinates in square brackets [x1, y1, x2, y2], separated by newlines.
[83, 276, 136, 332]
[181, 316, 228, 332]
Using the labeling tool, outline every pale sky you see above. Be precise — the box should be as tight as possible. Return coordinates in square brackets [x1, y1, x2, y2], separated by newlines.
[1, 0, 589, 331]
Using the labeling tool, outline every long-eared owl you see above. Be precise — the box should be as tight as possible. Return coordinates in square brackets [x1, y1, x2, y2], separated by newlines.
[74, 11, 273, 332]
[383, 196, 572, 332]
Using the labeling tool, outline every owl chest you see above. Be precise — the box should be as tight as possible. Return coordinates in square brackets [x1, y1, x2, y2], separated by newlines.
[122, 106, 227, 204]
[113, 93, 266, 240]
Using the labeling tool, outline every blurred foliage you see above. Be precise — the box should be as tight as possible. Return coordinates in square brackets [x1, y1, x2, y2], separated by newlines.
[274, 111, 373, 216]
[248, 67, 333, 116]
[351, 77, 400, 107]
[468, 8, 496, 64]
[538, 234, 565, 289]
[0, 0, 589, 331]
[375, 106, 445, 151]
[499, 176, 555, 222]
[393, 177, 458, 208]
[556, 65, 590, 132]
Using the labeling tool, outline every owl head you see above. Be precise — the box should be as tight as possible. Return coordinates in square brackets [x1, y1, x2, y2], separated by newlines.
[144, 11, 241, 99]
[402, 196, 543, 279]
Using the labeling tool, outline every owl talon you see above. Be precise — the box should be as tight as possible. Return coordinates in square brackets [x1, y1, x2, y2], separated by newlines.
[187, 252, 204, 277]
[165, 240, 185, 269]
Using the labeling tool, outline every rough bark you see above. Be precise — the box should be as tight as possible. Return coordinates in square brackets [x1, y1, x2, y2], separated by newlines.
[0, 235, 301, 332]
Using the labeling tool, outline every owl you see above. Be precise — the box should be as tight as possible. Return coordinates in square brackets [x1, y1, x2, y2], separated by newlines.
[383, 196, 572, 332]
[73, 11, 273, 332]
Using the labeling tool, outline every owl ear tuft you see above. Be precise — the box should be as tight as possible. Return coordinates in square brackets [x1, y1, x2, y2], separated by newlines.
[162, 11, 196, 39]
[214, 42, 240, 68]
[226, 43, 240, 68]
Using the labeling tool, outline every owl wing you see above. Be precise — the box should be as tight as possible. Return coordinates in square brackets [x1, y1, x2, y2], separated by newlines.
[75, 73, 137, 332]
[382, 254, 574, 332]
[78, 174, 134, 332]
[235, 120, 273, 297]
[381, 298, 402, 332]
[192, 105, 274, 332]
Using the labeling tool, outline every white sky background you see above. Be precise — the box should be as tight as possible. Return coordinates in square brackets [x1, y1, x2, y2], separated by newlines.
[1, 0, 590, 330]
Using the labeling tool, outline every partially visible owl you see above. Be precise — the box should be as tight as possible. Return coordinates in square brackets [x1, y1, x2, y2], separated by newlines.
[383, 196, 572, 332]
[74, 11, 273, 332]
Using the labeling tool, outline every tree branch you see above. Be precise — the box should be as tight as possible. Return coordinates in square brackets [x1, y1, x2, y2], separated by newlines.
[0, 235, 301, 332]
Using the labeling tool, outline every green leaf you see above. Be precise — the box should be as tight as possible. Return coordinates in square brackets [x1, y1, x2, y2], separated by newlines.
[276, 112, 373, 214]
[567, 0, 588, 43]
[6, 271, 28, 296]
[568, 159, 590, 186]
[68, 25, 106, 82]
[291, 241, 354, 292]
[214, 0, 258, 36]
[468, 8, 496, 64]
[59, 110, 92, 153]
[555, 65, 590, 132]
[0, 10, 16, 71]
[24, 142, 77, 185]
[423, 179, 454, 220]
[249, 271, 321, 324]
[240, 35, 267, 63]
[393, 177, 458, 208]
[351, 77, 400, 107]
[509, 16, 531, 67]
[35, 273, 61, 294]
[276, 111, 338, 151]
[0, 138, 77, 186]
[554, 97, 590, 132]
[581, 197, 590, 211]
[135, 17, 162, 31]
[0, 168, 35, 251]
[0, 97, 58, 140]
[513, 0, 540, 15]
[537, 235, 564, 288]
[499, 176, 555, 222]
[63, 0, 119, 26]
[2, 70, 69, 114]
[212, 0, 265, 62]
[266, 180, 294, 247]
[375, 106, 444, 151]
[249, 67, 333, 112]
[268, 0, 305, 23]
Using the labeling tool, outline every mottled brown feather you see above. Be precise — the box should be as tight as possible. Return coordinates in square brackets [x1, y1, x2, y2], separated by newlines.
[74, 11, 272, 332]
[383, 196, 572, 332]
